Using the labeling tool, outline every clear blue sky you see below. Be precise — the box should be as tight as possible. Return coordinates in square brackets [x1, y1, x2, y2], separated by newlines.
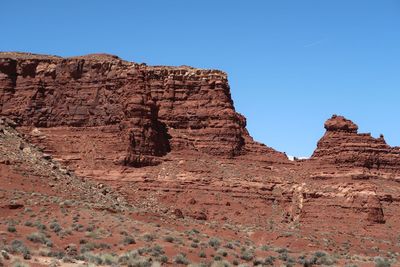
[1, 1, 399, 156]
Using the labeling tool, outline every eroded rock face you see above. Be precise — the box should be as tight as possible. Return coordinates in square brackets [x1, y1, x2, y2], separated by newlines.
[312, 115, 400, 172]
[324, 115, 358, 133]
[0, 52, 286, 168]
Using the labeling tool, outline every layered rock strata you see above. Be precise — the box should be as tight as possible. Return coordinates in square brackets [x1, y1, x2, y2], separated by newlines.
[312, 115, 400, 172]
[0, 52, 287, 168]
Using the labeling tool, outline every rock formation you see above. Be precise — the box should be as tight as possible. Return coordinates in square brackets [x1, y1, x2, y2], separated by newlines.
[312, 115, 400, 172]
[0, 52, 287, 168]
[3, 52, 400, 264]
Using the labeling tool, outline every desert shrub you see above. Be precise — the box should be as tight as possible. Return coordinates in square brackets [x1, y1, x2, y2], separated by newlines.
[86, 224, 95, 232]
[101, 253, 118, 265]
[27, 232, 52, 246]
[8, 240, 30, 257]
[118, 250, 138, 263]
[80, 243, 96, 253]
[217, 249, 228, 257]
[47, 250, 65, 259]
[143, 233, 155, 242]
[24, 208, 33, 213]
[160, 255, 168, 263]
[38, 248, 50, 257]
[7, 225, 16, 233]
[253, 258, 264, 266]
[33, 221, 47, 231]
[276, 247, 289, 254]
[314, 251, 326, 258]
[264, 256, 275, 265]
[210, 260, 231, 267]
[191, 242, 199, 248]
[151, 245, 164, 256]
[199, 251, 207, 258]
[123, 236, 136, 245]
[82, 252, 103, 265]
[23, 251, 31, 260]
[119, 251, 152, 267]
[186, 229, 200, 235]
[62, 256, 75, 263]
[116, 250, 158, 266]
[224, 242, 234, 249]
[311, 251, 336, 265]
[49, 221, 62, 233]
[79, 242, 109, 253]
[174, 253, 190, 265]
[209, 238, 221, 248]
[137, 247, 146, 255]
[72, 214, 80, 222]
[374, 257, 391, 267]
[127, 258, 152, 267]
[12, 260, 29, 267]
[279, 251, 289, 261]
[72, 223, 85, 232]
[240, 249, 254, 261]
[1, 250, 10, 260]
[85, 229, 104, 239]
[214, 255, 223, 261]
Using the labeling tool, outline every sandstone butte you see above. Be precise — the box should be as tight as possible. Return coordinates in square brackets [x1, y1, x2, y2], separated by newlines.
[1, 52, 400, 266]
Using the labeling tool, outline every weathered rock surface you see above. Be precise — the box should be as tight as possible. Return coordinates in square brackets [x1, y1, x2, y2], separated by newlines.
[0, 52, 287, 168]
[3, 52, 400, 261]
[312, 115, 400, 172]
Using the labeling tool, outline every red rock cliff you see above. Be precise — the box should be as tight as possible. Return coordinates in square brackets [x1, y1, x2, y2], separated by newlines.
[0, 52, 286, 167]
[312, 115, 400, 172]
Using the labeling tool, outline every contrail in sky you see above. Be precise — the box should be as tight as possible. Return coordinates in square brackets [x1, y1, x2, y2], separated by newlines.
[304, 38, 327, 48]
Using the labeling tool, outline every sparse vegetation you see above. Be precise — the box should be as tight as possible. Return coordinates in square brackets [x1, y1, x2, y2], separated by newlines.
[209, 238, 221, 249]
[174, 253, 190, 265]
[123, 235, 136, 245]
[27, 232, 52, 247]
[240, 249, 254, 261]
[164, 236, 174, 243]
[11, 260, 29, 267]
[0, 114, 399, 267]
[49, 221, 62, 233]
[375, 257, 391, 267]
[143, 233, 155, 242]
[7, 225, 16, 233]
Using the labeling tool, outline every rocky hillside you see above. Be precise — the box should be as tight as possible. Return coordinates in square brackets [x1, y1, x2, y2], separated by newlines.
[1, 52, 400, 266]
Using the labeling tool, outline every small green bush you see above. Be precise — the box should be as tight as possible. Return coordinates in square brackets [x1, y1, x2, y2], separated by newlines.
[174, 253, 190, 265]
[209, 238, 221, 248]
[123, 236, 136, 245]
[160, 255, 168, 263]
[12, 261, 29, 267]
[240, 249, 254, 261]
[143, 233, 155, 242]
[7, 225, 16, 233]
[375, 257, 391, 267]
[49, 221, 62, 233]
[27, 232, 51, 246]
